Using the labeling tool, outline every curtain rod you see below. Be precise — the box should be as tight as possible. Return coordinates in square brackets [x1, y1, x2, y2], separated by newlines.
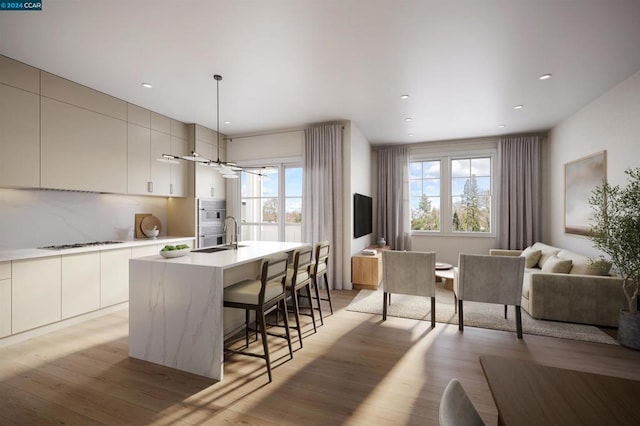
[226, 124, 345, 142]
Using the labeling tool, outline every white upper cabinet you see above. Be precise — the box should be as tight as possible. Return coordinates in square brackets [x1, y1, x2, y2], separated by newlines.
[40, 97, 128, 193]
[150, 130, 172, 195]
[127, 122, 152, 194]
[0, 56, 40, 188]
[40, 73, 128, 193]
[193, 124, 226, 199]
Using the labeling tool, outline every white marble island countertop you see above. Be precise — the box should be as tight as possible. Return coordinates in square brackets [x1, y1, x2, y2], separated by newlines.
[137, 240, 305, 269]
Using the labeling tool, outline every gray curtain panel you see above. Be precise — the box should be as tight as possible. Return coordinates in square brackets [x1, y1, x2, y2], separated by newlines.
[303, 124, 344, 290]
[498, 135, 541, 249]
[376, 146, 411, 250]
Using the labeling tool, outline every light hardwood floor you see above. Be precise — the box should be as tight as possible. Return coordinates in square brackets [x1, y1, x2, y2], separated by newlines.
[1, 290, 640, 425]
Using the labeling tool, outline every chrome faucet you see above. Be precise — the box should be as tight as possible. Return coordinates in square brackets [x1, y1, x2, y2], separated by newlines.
[224, 216, 239, 249]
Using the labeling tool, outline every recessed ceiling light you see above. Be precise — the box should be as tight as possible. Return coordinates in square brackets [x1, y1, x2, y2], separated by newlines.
[498, 125, 506, 128]
[514, 104, 524, 110]
[539, 73, 552, 80]
[405, 117, 413, 122]
[408, 133, 414, 137]
[141, 82, 153, 88]
[400, 94, 409, 100]
[224, 121, 231, 125]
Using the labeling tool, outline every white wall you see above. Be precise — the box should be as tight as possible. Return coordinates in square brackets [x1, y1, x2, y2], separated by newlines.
[546, 70, 640, 258]
[0, 188, 168, 249]
[344, 121, 373, 289]
[226, 130, 303, 162]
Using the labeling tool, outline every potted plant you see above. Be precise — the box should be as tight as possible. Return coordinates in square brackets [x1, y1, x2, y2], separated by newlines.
[589, 168, 640, 349]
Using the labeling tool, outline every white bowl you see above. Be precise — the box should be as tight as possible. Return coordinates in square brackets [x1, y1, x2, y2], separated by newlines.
[159, 248, 190, 258]
[143, 228, 160, 238]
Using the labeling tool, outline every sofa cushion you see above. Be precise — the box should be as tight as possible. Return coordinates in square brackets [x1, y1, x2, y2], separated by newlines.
[520, 247, 542, 268]
[541, 256, 573, 273]
[531, 242, 561, 268]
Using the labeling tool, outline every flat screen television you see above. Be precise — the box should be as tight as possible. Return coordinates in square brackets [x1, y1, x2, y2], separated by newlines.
[353, 193, 373, 238]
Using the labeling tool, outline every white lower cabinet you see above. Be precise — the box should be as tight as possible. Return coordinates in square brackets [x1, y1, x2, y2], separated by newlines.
[0, 261, 10, 337]
[0, 280, 10, 338]
[100, 248, 132, 307]
[12, 257, 62, 334]
[61, 252, 101, 319]
[131, 244, 160, 258]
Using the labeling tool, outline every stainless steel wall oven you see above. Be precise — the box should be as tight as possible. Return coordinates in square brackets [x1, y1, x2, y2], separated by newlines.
[198, 199, 226, 247]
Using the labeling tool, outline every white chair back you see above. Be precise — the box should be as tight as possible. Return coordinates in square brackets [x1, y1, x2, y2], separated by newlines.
[382, 250, 436, 297]
[439, 378, 485, 426]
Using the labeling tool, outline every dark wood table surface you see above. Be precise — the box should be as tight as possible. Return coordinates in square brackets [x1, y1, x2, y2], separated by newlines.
[479, 355, 640, 426]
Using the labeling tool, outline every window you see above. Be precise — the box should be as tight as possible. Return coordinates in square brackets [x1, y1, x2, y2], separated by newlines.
[410, 160, 441, 231]
[240, 164, 303, 242]
[451, 157, 492, 233]
[410, 154, 494, 235]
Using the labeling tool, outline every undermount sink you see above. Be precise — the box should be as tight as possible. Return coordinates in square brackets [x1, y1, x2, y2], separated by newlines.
[191, 244, 246, 253]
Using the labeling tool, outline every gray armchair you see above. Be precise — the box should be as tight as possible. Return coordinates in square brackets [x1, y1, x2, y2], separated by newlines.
[454, 253, 525, 338]
[382, 250, 437, 327]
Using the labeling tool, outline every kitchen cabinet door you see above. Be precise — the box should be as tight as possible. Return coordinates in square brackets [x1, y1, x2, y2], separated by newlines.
[12, 257, 62, 333]
[170, 136, 189, 197]
[61, 252, 101, 319]
[150, 130, 171, 196]
[195, 138, 215, 198]
[0, 84, 40, 188]
[127, 123, 151, 195]
[100, 248, 131, 307]
[41, 98, 127, 193]
[0, 261, 10, 337]
[0, 279, 10, 338]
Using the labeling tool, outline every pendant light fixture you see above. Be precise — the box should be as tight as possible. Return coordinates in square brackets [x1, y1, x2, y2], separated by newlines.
[159, 74, 266, 177]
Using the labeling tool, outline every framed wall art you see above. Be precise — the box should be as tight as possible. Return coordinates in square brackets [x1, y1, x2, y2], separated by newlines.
[564, 150, 607, 236]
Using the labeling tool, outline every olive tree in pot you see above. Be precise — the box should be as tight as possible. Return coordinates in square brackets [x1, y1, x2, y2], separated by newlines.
[589, 168, 640, 349]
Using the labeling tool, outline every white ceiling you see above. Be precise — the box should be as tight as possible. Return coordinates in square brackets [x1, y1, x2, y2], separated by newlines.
[2, 0, 640, 145]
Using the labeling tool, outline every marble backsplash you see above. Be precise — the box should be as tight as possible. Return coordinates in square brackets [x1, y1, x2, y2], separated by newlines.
[0, 188, 168, 250]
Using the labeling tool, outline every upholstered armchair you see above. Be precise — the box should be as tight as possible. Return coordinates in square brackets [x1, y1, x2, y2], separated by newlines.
[382, 250, 437, 327]
[454, 254, 525, 338]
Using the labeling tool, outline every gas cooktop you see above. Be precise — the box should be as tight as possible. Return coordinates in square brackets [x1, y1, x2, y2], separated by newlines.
[40, 241, 124, 250]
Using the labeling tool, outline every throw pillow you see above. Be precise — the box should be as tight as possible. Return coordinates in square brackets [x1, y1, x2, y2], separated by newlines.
[520, 247, 542, 268]
[570, 259, 613, 276]
[541, 256, 573, 274]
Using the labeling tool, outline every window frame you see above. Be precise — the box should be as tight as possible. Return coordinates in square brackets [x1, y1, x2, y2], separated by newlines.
[410, 149, 497, 238]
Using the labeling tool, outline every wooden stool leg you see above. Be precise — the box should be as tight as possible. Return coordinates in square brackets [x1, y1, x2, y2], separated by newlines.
[257, 309, 272, 382]
[312, 276, 324, 326]
[291, 288, 303, 349]
[323, 274, 333, 314]
[458, 301, 464, 332]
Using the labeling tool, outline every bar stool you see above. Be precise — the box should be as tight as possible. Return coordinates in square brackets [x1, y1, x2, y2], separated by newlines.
[285, 245, 316, 348]
[309, 240, 333, 325]
[223, 252, 293, 382]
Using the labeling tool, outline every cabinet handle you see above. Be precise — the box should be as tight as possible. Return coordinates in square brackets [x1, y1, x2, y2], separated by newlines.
[147, 181, 153, 193]
[170, 183, 173, 194]
[210, 187, 215, 197]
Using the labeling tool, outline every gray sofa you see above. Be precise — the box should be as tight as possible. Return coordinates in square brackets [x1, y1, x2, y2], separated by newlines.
[490, 242, 626, 327]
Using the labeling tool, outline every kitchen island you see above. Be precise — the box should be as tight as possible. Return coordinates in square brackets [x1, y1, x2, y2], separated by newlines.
[128, 240, 304, 381]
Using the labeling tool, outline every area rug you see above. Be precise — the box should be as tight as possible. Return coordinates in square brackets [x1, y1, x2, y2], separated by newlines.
[347, 286, 618, 345]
